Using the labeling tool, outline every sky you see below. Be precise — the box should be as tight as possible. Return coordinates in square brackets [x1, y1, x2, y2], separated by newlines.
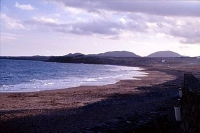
[1, 0, 200, 57]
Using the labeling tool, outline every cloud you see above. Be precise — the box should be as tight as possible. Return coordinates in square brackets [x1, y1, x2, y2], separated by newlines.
[25, 17, 120, 35]
[22, 1, 200, 44]
[169, 19, 200, 44]
[127, 14, 200, 44]
[24, 16, 148, 38]
[47, 0, 200, 17]
[1, 14, 26, 29]
[180, 38, 200, 44]
[24, 17, 60, 30]
[23, 13, 200, 44]
[68, 20, 124, 35]
[32, 17, 59, 24]
[1, 33, 21, 42]
[15, 2, 35, 11]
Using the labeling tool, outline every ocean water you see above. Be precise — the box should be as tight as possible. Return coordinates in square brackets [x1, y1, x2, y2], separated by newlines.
[0, 59, 147, 92]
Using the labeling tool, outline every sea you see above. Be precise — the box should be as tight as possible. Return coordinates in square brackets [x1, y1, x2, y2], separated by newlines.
[0, 59, 147, 92]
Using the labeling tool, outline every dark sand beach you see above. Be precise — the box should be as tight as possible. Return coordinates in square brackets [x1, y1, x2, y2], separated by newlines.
[1, 57, 200, 133]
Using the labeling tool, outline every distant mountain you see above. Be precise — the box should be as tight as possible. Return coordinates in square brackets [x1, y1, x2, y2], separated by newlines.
[148, 51, 181, 57]
[93, 51, 140, 57]
[65, 53, 84, 57]
[0, 56, 50, 61]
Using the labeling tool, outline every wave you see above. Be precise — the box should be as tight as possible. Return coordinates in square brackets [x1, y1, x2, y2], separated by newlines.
[0, 60, 148, 92]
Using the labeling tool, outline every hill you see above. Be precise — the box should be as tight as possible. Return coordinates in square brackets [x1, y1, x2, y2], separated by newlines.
[65, 53, 84, 57]
[94, 51, 140, 57]
[0, 56, 50, 61]
[148, 51, 181, 57]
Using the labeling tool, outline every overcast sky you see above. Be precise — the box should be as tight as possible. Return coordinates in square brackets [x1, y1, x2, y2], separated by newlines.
[1, 0, 200, 57]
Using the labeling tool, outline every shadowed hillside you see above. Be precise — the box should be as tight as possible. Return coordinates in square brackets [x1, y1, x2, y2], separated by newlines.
[148, 51, 181, 57]
[93, 51, 140, 57]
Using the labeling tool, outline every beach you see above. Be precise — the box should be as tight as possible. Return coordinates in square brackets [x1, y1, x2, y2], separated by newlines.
[1, 57, 200, 133]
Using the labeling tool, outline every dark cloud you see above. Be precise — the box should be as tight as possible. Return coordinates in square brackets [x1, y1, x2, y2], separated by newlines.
[49, 0, 200, 17]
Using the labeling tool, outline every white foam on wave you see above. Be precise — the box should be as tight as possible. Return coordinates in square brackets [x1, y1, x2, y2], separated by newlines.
[0, 65, 148, 93]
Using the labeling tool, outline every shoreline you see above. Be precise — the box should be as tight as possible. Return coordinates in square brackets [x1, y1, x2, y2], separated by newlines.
[0, 63, 147, 93]
[0, 69, 176, 110]
[0, 73, 148, 93]
[0, 69, 178, 133]
[2, 56, 200, 132]
[0, 69, 155, 110]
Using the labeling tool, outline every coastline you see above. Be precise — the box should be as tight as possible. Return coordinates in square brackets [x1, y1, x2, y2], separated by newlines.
[0, 69, 178, 133]
[1, 57, 200, 132]
[0, 69, 174, 110]
[0, 61, 147, 93]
